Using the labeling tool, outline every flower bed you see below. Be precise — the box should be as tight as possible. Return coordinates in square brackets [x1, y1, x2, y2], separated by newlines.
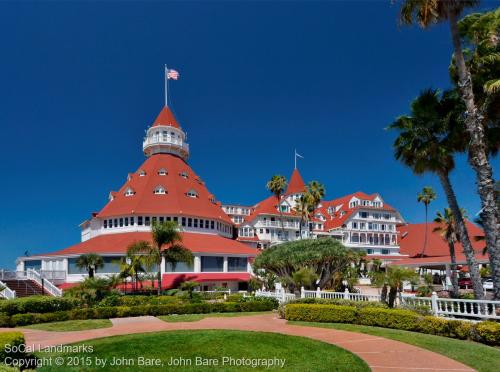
[285, 304, 500, 346]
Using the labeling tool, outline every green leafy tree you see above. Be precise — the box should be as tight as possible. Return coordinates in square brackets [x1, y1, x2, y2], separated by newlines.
[75, 253, 104, 278]
[128, 221, 193, 295]
[293, 192, 314, 239]
[266, 175, 288, 234]
[118, 244, 147, 292]
[388, 89, 484, 299]
[433, 208, 468, 297]
[398, 0, 500, 300]
[417, 186, 437, 257]
[253, 238, 354, 289]
[373, 266, 419, 308]
[64, 276, 118, 306]
[291, 267, 318, 291]
[179, 281, 200, 300]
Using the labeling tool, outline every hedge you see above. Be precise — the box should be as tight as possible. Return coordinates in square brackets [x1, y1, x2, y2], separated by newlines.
[0, 296, 80, 316]
[0, 332, 24, 364]
[285, 304, 500, 346]
[1, 299, 277, 327]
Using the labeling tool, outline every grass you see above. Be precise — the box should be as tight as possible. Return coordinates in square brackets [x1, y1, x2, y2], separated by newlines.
[289, 321, 500, 372]
[22, 319, 112, 332]
[37, 330, 369, 371]
[157, 311, 272, 323]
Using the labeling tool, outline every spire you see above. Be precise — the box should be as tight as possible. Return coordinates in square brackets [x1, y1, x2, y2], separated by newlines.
[285, 168, 306, 195]
[152, 106, 181, 129]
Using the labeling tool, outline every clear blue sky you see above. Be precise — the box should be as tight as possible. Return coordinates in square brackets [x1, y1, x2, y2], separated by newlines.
[1, 1, 498, 268]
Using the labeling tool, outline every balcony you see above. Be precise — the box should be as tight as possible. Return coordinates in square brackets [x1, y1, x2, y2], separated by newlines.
[255, 220, 300, 229]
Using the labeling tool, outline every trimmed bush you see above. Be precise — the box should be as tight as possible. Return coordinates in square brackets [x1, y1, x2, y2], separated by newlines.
[0, 332, 25, 363]
[287, 298, 388, 309]
[0, 296, 80, 316]
[474, 321, 500, 346]
[286, 304, 357, 323]
[0, 314, 11, 328]
[283, 303, 500, 346]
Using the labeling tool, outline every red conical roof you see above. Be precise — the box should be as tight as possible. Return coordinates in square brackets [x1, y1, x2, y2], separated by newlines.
[152, 106, 180, 129]
[285, 168, 306, 195]
[97, 154, 231, 223]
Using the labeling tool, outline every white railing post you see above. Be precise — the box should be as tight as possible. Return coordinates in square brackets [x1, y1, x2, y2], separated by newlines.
[228, 289, 231, 295]
[344, 288, 350, 300]
[300, 286, 305, 299]
[282, 290, 286, 303]
[431, 291, 439, 316]
[316, 287, 321, 298]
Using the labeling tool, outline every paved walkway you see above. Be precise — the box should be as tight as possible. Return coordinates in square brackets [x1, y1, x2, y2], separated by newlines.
[2, 313, 473, 371]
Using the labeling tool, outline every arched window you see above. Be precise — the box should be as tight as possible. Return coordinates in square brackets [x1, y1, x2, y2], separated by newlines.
[138, 169, 146, 177]
[186, 189, 198, 198]
[124, 187, 135, 197]
[179, 171, 188, 179]
[154, 185, 166, 195]
[158, 168, 167, 176]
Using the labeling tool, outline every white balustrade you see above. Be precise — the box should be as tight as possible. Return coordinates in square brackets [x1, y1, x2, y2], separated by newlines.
[0, 280, 16, 299]
[26, 269, 62, 297]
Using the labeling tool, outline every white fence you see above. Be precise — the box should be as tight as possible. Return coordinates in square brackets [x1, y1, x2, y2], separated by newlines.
[0, 280, 16, 299]
[255, 289, 296, 303]
[303, 288, 381, 302]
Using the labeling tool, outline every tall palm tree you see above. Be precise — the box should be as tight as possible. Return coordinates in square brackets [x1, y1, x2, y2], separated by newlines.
[388, 89, 484, 299]
[398, 0, 499, 300]
[128, 221, 193, 295]
[307, 181, 326, 208]
[75, 253, 104, 278]
[417, 186, 437, 257]
[293, 192, 314, 239]
[266, 175, 288, 236]
[433, 208, 467, 297]
[119, 244, 147, 292]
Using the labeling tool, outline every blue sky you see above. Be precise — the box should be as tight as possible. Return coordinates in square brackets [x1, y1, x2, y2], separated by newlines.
[0, 1, 498, 268]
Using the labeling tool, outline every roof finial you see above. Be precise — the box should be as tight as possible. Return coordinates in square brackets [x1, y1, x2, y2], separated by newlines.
[294, 149, 304, 170]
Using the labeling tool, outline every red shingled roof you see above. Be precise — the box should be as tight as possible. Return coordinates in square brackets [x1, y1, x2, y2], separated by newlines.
[398, 221, 485, 258]
[152, 106, 180, 129]
[42, 232, 258, 256]
[97, 153, 232, 223]
[285, 169, 306, 195]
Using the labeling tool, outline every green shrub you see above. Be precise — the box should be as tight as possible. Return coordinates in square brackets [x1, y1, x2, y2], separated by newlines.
[226, 294, 244, 302]
[447, 320, 472, 340]
[0, 332, 25, 363]
[286, 304, 357, 323]
[0, 296, 80, 316]
[418, 316, 450, 335]
[474, 321, 500, 345]
[287, 298, 388, 309]
[0, 314, 11, 328]
[357, 307, 420, 331]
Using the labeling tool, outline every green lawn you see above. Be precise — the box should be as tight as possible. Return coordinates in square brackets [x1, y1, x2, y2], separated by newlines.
[158, 312, 272, 323]
[289, 321, 500, 372]
[37, 330, 369, 371]
[22, 319, 112, 332]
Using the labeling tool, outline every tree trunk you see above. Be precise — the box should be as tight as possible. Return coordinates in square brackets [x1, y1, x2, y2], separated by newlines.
[449, 9, 500, 299]
[448, 242, 459, 298]
[438, 171, 483, 299]
[388, 286, 397, 308]
[422, 204, 429, 257]
[381, 284, 388, 303]
[89, 268, 94, 278]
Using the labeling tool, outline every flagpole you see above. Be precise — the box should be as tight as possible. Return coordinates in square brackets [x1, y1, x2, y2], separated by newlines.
[294, 149, 297, 170]
[165, 65, 168, 107]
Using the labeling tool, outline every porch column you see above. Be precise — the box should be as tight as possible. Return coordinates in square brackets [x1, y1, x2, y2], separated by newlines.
[223, 256, 228, 273]
[194, 256, 201, 273]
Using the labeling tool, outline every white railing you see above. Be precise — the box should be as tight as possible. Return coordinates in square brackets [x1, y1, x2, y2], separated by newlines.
[143, 137, 189, 152]
[255, 220, 301, 229]
[0, 270, 28, 280]
[0, 280, 16, 299]
[402, 292, 500, 320]
[255, 289, 296, 304]
[302, 288, 381, 302]
[26, 269, 62, 297]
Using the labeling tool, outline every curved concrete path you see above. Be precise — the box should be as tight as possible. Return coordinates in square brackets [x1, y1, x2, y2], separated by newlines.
[3, 313, 473, 371]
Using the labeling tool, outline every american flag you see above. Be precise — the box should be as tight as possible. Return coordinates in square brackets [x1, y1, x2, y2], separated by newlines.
[167, 69, 179, 80]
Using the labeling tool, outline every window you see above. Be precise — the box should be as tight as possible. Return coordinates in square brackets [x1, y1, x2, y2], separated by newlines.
[360, 212, 368, 218]
[194, 218, 198, 228]
[24, 260, 41, 271]
[179, 171, 188, 179]
[138, 216, 143, 225]
[200, 219, 204, 228]
[368, 223, 373, 230]
[138, 170, 146, 177]
[130, 216, 134, 225]
[186, 189, 198, 198]
[210, 221, 215, 229]
[360, 222, 366, 230]
[228, 257, 247, 272]
[381, 249, 389, 255]
[366, 249, 373, 254]
[124, 218, 129, 227]
[124, 187, 135, 196]
[103, 220, 107, 228]
[352, 222, 358, 229]
[201, 256, 224, 272]
[159, 217, 164, 223]
[188, 218, 192, 227]
[165, 261, 194, 273]
[182, 217, 186, 227]
[154, 185, 166, 194]
[158, 168, 167, 176]
[114, 219, 118, 227]
[145, 216, 150, 226]
[384, 214, 391, 220]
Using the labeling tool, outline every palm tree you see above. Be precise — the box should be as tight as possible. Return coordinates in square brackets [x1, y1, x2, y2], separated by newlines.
[433, 208, 467, 297]
[417, 186, 437, 257]
[266, 175, 288, 235]
[293, 192, 314, 239]
[388, 89, 484, 299]
[128, 221, 193, 295]
[75, 253, 104, 278]
[307, 181, 326, 208]
[119, 244, 147, 292]
[398, 0, 499, 300]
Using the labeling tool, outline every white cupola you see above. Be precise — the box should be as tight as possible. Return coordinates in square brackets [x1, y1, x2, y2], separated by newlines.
[142, 106, 190, 161]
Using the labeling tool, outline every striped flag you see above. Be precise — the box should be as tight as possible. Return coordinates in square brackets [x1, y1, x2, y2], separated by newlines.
[167, 69, 179, 80]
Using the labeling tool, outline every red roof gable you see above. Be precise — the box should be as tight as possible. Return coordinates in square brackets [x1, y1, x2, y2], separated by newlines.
[398, 221, 485, 258]
[42, 232, 258, 256]
[97, 153, 232, 223]
[285, 169, 306, 195]
[152, 106, 180, 129]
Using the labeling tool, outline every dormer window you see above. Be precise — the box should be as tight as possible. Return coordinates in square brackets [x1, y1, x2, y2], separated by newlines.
[179, 171, 188, 179]
[124, 187, 135, 197]
[138, 169, 146, 177]
[158, 168, 167, 176]
[186, 189, 198, 198]
[154, 185, 166, 195]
